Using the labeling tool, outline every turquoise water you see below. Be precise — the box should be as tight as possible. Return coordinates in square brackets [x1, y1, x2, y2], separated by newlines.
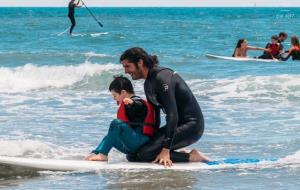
[0, 7, 300, 189]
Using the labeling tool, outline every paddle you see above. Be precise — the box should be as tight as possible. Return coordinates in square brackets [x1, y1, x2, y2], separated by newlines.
[80, 0, 103, 27]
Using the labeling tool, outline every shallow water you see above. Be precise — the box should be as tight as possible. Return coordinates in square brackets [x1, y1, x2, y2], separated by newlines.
[0, 7, 299, 189]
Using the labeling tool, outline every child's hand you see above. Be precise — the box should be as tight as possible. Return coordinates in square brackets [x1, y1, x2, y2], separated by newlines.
[123, 98, 133, 105]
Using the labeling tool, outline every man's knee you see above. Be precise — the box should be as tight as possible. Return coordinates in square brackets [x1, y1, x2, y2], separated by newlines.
[135, 148, 159, 162]
[126, 154, 140, 162]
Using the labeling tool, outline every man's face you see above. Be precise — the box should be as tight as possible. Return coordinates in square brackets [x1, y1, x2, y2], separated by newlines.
[283, 36, 287, 42]
[121, 60, 144, 80]
[279, 35, 287, 42]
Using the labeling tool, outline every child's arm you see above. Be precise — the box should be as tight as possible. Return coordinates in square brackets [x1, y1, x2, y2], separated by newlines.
[123, 97, 147, 118]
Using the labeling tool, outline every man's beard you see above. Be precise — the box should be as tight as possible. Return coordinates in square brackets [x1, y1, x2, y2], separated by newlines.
[131, 66, 144, 80]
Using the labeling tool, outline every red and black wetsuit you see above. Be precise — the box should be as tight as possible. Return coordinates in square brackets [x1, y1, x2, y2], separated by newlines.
[259, 43, 282, 59]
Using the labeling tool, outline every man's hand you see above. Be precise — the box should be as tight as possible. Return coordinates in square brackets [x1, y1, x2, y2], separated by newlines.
[77, 0, 82, 6]
[153, 148, 173, 167]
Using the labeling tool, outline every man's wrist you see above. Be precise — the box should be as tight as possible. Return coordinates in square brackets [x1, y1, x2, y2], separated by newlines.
[162, 137, 172, 149]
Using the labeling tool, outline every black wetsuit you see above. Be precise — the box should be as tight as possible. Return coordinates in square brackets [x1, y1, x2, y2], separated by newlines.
[281, 49, 300, 61]
[68, 2, 76, 34]
[125, 96, 148, 129]
[127, 66, 204, 162]
[278, 40, 284, 50]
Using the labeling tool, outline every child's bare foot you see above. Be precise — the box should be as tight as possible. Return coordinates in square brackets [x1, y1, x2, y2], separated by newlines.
[189, 149, 211, 162]
[85, 153, 108, 161]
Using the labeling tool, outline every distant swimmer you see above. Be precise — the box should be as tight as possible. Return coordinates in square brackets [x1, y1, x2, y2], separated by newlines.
[258, 35, 282, 60]
[281, 36, 300, 61]
[232, 39, 268, 58]
[278, 32, 288, 50]
[278, 32, 288, 59]
[68, 0, 81, 35]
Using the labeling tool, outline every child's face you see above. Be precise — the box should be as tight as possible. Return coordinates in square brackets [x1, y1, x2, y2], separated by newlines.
[272, 38, 278, 44]
[111, 90, 126, 105]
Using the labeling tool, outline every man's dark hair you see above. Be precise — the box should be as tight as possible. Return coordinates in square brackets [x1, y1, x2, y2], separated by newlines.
[109, 75, 134, 94]
[120, 47, 159, 69]
[279, 32, 288, 38]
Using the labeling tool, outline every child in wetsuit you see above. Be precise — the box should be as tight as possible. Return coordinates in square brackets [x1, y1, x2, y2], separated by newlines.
[86, 76, 156, 161]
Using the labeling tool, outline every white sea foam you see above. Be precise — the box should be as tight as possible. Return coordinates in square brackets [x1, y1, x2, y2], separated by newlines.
[0, 140, 64, 158]
[0, 140, 125, 161]
[84, 52, 112, 58]
[68, 32, 109, 38]
[187, 74, 300, 105]
[0, 140, 87, 159]
[90, 32, 109, 37]
[0, 63, 122, 92]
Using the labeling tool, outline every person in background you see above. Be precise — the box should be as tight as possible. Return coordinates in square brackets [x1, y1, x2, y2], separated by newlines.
[281, 36, 300, 61]
[68, 0, 81, 35]
[278, 32, 288, 50]
[232, 39, 268, 58]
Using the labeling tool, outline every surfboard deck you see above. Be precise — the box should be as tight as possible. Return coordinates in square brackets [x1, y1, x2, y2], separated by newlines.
[205, 54, 279, 62]
[0, 156, 274, 172]
[0, 156, 210, 171]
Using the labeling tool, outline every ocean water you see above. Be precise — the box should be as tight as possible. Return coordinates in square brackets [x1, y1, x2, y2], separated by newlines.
[0, 7, 300, 189]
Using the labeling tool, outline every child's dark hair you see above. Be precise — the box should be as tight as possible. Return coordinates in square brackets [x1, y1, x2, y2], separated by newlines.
[109, 75, 134, 94]
[271, 35, 279, 40]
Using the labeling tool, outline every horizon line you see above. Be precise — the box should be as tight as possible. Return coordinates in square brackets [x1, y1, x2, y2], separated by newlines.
[0, 6, 299, 8]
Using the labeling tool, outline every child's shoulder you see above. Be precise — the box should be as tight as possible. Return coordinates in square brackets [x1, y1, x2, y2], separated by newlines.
[130, 95, 144, 102]
[131, 95, 141, 99]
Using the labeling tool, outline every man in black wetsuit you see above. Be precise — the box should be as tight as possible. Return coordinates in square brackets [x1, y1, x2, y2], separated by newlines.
[68, 0, 81, 35]
[120, 47, 210, 167]
[278, 32, 288, 49]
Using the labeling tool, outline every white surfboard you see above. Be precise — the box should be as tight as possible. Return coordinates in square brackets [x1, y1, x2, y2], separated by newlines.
[0, 156, 211, 171]
[205, 54, 279, 62]
[0, 156, 277, 172]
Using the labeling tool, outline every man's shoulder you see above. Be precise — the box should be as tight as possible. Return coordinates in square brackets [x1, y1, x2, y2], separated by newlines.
[279, 43, 284, 49]
[152, 66, 174, 77]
